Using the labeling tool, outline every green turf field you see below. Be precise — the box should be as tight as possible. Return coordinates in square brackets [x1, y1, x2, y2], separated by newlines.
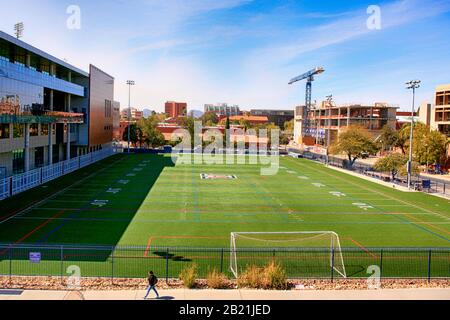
[0, 153, 449, 279]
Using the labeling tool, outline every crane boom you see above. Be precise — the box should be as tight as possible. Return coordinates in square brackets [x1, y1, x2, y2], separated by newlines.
[288, 67, 324, 85]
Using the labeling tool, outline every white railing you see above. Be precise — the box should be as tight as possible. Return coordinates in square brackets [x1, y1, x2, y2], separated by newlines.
[12, 168, 41, 195]
[1, 147, 116, 201]
[0, 177, 10, 200]
[42, 162, 63, 184]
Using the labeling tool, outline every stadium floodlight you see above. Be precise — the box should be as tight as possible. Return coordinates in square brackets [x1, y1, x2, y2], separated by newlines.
[405, 80, 421, 190]
[230, 231, 346, 279]
[14, 22, 24, 39]
[126, 80, 135, 154]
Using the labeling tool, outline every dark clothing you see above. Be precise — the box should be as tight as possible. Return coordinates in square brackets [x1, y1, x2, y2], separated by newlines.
[148, 275, 157, 286]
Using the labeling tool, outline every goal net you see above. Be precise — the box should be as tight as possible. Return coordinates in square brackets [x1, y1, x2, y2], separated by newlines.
[230, 231, 346, 279]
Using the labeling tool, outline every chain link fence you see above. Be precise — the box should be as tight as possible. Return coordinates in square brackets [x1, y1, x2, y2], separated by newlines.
[0, 244, 448, 282]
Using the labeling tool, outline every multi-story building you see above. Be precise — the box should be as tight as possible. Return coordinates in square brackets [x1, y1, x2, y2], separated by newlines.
[294, 102, 398, 146]
[165, 101, 187, 118]
[120, 107, 143, 121]
[204, 103, 240, 116]
[418, 84, 450, 137]
[250, 109, 294, 129]
[112, 101, 121, 140]
[0, 30, 115, 177]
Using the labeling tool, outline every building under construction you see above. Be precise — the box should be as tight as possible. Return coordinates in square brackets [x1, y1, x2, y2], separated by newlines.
[294, 102, 398, 147]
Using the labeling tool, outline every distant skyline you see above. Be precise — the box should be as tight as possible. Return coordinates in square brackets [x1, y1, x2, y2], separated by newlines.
[1, 0, 450, 112]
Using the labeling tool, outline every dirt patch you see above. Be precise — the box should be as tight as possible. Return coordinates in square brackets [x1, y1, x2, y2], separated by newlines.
[1, 276, 448, 291]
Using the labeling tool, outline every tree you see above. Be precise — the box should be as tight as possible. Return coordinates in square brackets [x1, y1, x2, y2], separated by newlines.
[284, 119, 294, 135]
[378, 125, 399, 151]
[139, 116, 166, 148]
[201, 111, 219, 126]
[330, 126, 380, 168]
[122, 123, 140, 147]
[374, 153, 408, 181]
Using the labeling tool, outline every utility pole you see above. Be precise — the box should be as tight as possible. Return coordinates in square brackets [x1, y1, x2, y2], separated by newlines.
[126, 80, 135, 154]
[406, 80, 421, 190]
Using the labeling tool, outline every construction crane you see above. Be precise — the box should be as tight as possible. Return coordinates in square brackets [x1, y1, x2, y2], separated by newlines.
[289, 67, 325, 142]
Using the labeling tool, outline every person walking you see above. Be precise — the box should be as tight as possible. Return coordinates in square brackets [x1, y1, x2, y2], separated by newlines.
[144, 271, 159, 299]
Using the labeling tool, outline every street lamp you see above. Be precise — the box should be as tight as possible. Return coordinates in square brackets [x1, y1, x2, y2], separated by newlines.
[126, 80, 135, 154]
[405, 80, 421, 190]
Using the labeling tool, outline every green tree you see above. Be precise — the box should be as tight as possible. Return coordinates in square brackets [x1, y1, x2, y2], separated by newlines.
[374, 153, 408, 180]
[378, 125, 399, 151]
[122, 123, 141, 147]
[139, 116, 166, 148]
[201, 111, 219, 126]
[330, 125, 380, 168]
[284, 119, 294, 135]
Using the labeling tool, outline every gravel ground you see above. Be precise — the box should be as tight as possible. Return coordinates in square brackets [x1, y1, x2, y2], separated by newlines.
[1, 276, 449, 291]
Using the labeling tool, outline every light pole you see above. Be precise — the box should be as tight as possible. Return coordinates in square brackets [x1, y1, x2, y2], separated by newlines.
[405, 80, 421, 190]
[126, 80, 135, 154]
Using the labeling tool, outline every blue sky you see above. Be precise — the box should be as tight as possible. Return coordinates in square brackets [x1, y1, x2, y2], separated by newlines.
[2, 0, 450, 112]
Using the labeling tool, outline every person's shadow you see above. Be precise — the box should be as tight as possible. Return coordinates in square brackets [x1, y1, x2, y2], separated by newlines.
[152, 296, 175, 300]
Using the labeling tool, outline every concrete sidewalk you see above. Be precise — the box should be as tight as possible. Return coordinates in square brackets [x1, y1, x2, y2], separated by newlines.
[1, 288, 449, 300]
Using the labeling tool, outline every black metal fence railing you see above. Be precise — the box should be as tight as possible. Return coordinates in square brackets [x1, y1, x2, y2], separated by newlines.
[287, 148, 450, 197]
[0, 244, 448, 282]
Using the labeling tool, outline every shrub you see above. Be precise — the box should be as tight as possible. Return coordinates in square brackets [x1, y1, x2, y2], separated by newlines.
[237, 261, 288, 290]
[206, 269, 228, 289]
[237, 265, 263, 289]
[179, 264, 198, 288]
[261, 261, 288, 290]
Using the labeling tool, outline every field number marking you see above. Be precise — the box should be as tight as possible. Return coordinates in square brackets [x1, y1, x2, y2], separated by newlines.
[107, 188, 121, 194]
[298, 176, 309, 180]
[91, 200, 109, 207]
[118, 180, 130, 185]
[312, 183, 325, 188]
[353, 203, 375, 211]
[330, 191, 346, 198]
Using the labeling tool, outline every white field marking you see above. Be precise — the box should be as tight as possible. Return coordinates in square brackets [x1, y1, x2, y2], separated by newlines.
[107, 188, 121, 194]
[139, 163, 147, 167]
[298, 176, 309, 180]
[133, 168, 143, 172]
[91, 200, 109, 207]
[286, 157, 450, 222]
[279, 166, 287, 169]
[287, 170, 296, 174]
[353, 202, 375, 211]
[127, 173, 136, 177]
[330, 191, 346, 198]
[118, 180, 130, 185]
[143, 160, 150, 163]
[312, 183, 326, 188]
[0, 157, 126, 226]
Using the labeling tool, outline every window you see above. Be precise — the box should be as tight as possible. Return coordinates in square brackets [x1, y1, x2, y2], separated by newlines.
[30, 124, 39, 136]
[13, 124, 24, 138]
[0, 124, 10, 139]
[12, 149, 25, 174]
[40, 123, 49, 136]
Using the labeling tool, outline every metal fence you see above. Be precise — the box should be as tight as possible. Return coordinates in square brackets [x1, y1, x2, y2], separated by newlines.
[0, 244, 448, 282]
[288, 148, 450, 197]
[0, 147, 117, 201]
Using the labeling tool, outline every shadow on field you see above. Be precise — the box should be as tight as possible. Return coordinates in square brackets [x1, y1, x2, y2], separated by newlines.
[0, 154, 176, 264]
[152, 250, 192, 262]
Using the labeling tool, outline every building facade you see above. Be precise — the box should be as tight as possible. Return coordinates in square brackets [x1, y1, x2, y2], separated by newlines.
[250, 109, 294, 129]
[0, 30, 115, 177]
[204, 103, 240, 116]
[120, 107, 143, 121]
[418, 84, 450, 137]
[165, 101, 187, 118]
[294, 102, 398, 146]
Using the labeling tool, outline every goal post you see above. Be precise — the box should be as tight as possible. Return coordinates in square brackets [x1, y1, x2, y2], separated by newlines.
[230, 231, 346, 279]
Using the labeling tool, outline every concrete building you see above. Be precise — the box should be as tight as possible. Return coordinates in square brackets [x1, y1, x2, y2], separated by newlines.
[120, 107, 143, 121]
[204, 103, 240, 116]
[165, 101, 187, 118]
[294, 102, 398, 146]
[250, 109, 294, 129]
[418, 84, 450, 137]
[112, 101, 121, 141]
[0, 30, 115, 177]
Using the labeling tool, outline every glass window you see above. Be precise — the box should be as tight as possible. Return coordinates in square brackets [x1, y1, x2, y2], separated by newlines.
[12, 149, 25, 174]
[30, 124, 38, 136]
[13, 124, 24, 138]
[40, 123, 49, 136]
[0, 124, 10, 139]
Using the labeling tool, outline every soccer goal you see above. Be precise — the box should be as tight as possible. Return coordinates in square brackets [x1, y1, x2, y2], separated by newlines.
[230, 231, 346, 279]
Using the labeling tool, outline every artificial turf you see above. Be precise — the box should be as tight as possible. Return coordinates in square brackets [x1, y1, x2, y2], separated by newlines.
[0, 153, 449, 279]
